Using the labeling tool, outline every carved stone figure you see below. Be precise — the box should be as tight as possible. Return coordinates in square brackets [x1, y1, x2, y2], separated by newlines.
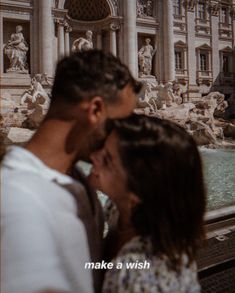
[138, 38, 156, 77]
[137, 82, 158, 112]
[72, 30, 93, 52]
[20, 75, 49, 107]
[4, 25, 29, 73]
[155, 82, 175, 108]
[172, 81, 183, 105]
[34, 73, 53, 86]
[146, 0, 153, 16]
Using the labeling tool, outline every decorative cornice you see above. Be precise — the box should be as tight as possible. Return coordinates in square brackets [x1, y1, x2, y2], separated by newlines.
[209, 1, 220, 17]
[0, 2, 33, 14]
[110, 22, 120, 31]
[64, 20, 72, 32]
[52, 8, 68, 19]
[54, 18, 64, 26]
[184, 0, 196, 12]
[174, 22, 186, 32]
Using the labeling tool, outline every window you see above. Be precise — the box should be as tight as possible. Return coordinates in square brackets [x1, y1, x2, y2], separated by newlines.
[196, 45, 212, 81]
[175, 51, 183, 70]
[200, 53, 207, 71]
[221, 7, 229, 24]
[174, 41, 187, 75]
[198, 2, 206, 20]
[173, 0, 181, 16]
[222, 55, 229, 73]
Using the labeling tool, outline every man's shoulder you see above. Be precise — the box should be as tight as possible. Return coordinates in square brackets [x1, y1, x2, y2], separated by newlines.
[2, 166, 55, 190]
[2, 167, 76, 212]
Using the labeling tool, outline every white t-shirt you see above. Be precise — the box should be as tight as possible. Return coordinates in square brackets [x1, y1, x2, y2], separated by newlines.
[1, 146, 94, 293]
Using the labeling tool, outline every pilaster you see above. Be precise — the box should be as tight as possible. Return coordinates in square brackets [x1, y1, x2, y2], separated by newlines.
[210, 2, 220, 85]
[39, 0, 53, 76]
[123, 0, 137, 76]
[186, 0, 197, 88]
[109, 23, 119, 56]
[0, 16, 3, 75]
[163, 0, 175, 82]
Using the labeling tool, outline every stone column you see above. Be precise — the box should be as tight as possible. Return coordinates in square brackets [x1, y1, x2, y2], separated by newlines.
[233, 4, 235, 42]
[110, 23, 119, 56]
[39, 0, 53, 76]
[163, 0, 175, 82]
[158, 0, 164, 82]
[123, 0, 137, 76]
[57, 20, 65, 59]
[153, 33, 158, 78]
[186, 1, 198, 95]
[232, 4, 235, 79]
[96, 32, 102, 49]
[210, 4, 220, 85]
[0, 16, 3, 74]
[184, 48, 188, 72]
[110, 30, 116, 55]
[64, 24, 72, 56]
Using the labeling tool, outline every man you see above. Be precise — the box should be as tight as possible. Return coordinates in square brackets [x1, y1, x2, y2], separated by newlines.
[1, 50, 141, 293]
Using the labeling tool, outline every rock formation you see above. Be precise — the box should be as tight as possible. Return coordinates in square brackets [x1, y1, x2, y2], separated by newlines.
[136, 88, 235, 147]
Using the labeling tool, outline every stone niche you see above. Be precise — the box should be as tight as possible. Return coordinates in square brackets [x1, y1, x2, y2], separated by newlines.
[137, 34, 156, 78]
[3, 20, 30, 74]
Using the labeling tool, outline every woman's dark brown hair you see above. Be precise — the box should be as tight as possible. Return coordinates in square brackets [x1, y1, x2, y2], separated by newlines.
[108, 114, 206, 266]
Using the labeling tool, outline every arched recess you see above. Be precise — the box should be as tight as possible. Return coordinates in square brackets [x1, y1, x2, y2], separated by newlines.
[59, 0, 117, 17]
[64, 0, 110, 21]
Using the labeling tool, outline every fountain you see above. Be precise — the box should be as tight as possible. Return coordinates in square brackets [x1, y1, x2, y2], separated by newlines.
[135, 81, 235, 148]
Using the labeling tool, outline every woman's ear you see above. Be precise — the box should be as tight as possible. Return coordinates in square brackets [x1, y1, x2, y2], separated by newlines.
[88, 96, 106, 125]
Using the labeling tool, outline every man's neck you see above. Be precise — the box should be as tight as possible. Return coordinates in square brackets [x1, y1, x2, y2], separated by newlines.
[25, 119, 77, 174]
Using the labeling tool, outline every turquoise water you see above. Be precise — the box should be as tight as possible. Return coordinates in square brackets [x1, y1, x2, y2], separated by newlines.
[200, 148, 235, 211]
[79, 149, 235, 211]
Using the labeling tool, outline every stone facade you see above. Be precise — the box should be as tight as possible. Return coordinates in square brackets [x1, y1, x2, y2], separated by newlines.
[0, 0, 235, 100]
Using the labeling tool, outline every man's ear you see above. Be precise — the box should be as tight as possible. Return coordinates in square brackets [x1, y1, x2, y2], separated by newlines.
[88, 96, 106, 124]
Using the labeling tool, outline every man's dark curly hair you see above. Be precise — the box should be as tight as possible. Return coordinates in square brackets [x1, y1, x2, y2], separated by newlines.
[107, 114, 206, 267]
[51, 50, 141, 105]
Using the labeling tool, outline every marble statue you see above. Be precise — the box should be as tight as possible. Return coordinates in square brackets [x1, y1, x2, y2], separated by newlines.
[4, 25, 29, 73]
[155, 82, 176, 109]
[172, 81, 183, 105]
[138, 38, 156, 77]
[34, 73, 52, 86]
[20, 75, 49, 106]
[72, 30, 93, 52]
[137, 82, 157, 112]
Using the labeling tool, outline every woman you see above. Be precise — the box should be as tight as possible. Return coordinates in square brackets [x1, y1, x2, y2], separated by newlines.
[89, 114, 206, 292]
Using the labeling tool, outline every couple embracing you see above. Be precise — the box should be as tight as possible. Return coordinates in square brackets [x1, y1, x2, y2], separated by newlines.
[1, 50, 206, 293]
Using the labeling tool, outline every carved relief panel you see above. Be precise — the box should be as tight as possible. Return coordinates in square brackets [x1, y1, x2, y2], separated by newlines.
[137, 0, 154, 18]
